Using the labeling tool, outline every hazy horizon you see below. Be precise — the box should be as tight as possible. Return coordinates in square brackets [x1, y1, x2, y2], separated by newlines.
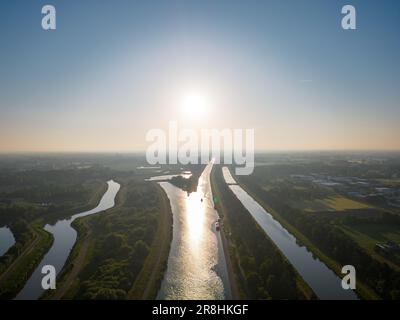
[1, 149, 400, 155]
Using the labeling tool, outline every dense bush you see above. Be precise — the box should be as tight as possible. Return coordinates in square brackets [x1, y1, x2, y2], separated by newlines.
[213, 166, 304, 299]
[239, 168, 400, 300]
[74, 181, 161, 299]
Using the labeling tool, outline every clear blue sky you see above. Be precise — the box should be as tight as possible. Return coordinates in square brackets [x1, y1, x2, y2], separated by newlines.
[0, 0, 399, 151]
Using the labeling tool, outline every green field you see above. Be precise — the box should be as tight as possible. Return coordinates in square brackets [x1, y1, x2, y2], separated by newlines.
[320, 196, 371, 211]
[283, 195, 372, 213]
[341, 223, 400, 269]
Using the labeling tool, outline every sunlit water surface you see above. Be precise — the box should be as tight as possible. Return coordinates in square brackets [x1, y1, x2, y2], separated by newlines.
[157, 163, 231, 300]
[224, 167, 357, 300]
[15, 180, 120, 300]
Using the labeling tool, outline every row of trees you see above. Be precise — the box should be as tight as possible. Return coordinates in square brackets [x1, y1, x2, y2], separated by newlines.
[239, 168, 400, 300]
[213, 166, 309, 299]
[0, 167, 112, 225]
[0, 167, 116, 299]
[73, 180, 162, 299]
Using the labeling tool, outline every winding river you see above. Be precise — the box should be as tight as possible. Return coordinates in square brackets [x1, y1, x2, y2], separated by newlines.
[223, 167, 358, 300]
[156, 162, 232, 300]
[15, 180, 120, 300]
[0, 226, 15, 257]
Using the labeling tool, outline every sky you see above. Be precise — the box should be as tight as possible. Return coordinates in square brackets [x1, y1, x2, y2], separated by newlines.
[0, 0, 399, 152]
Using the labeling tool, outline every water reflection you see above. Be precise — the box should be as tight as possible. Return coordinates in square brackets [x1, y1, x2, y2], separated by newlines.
[15, 180, 120, 300]
[156, 163, 230, 300]
[224, 167, 358, 300]
[185, 191, 205, 244]
[0, 226, 15, 256]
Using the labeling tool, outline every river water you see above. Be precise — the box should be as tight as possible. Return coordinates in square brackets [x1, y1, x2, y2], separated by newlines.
[15, 180, 120, 300]
[224, 167, 357, 300]
[0, 226, 15, 256]
[156, 162, 231, 300]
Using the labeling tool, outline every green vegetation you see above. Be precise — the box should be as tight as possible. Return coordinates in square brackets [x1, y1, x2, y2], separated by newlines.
[320, 196, 371, 211]
[211, 165, 315, 300]
[128, 184, 172, 299]
[1, 153, 399, 300]
[169, 176, 197, 193]
[45, 178, 172, 300]
[341, 215, 400, 269]
[168, 165, 205, 193]
[236, 162, 400, 300]
[0, 165, 112, 298]
[0, 225, 53, 299]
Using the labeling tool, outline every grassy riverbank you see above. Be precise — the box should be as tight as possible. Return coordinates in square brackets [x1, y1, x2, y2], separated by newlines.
[128, 183, 172, 299]
[44, 177, 173, 300]
[211, 167, 246, 299]
[0, 173, 106, 299]
[0, 224, 53, 299]
[234, 172, 379, 300]
[211, 165, 316, 300]
[43, 181, 125, 299]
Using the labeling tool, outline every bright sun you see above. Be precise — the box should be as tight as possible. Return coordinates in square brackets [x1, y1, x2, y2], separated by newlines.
[181, 92, 210, 118]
